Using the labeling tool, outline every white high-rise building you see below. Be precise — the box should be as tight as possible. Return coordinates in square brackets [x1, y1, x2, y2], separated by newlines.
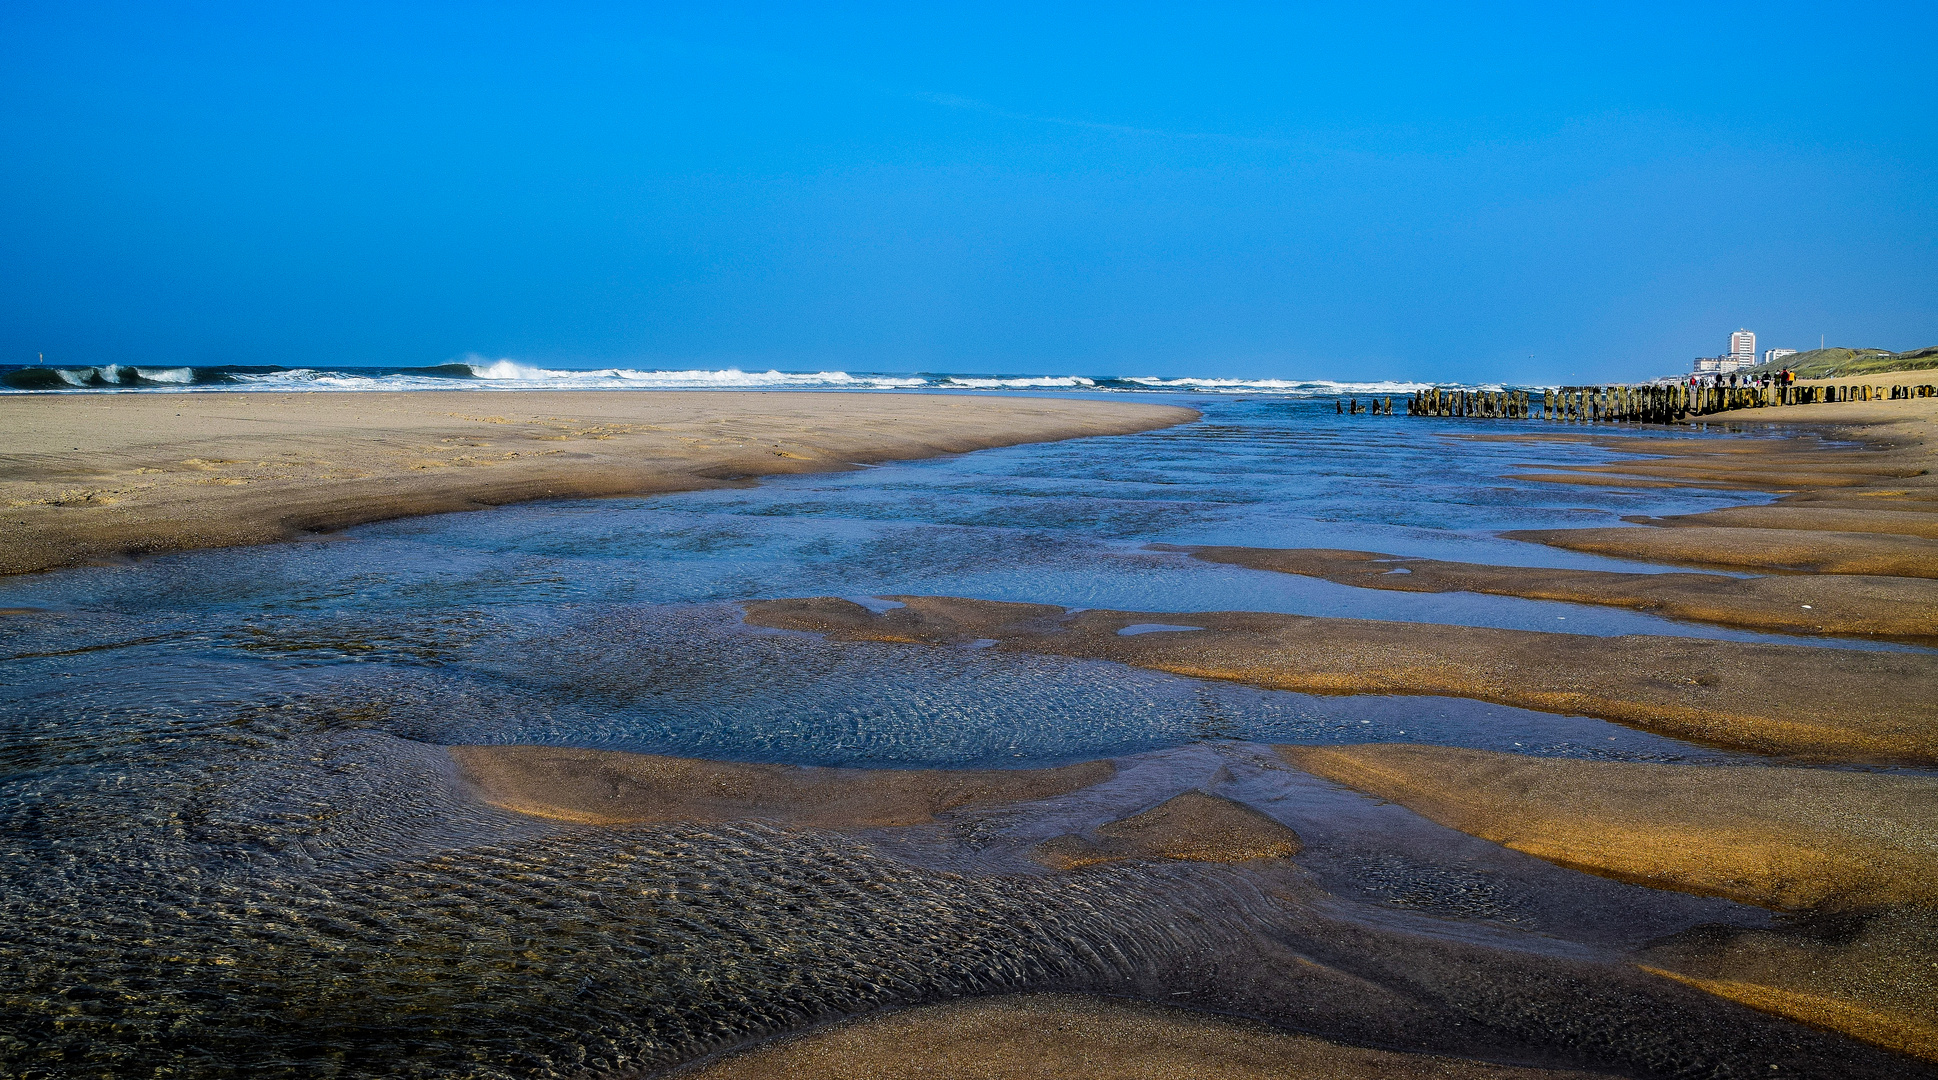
[1730, 329, 1756, 363]
[1691, 328, 1761, 375]
[1765, 347, 1797, 365]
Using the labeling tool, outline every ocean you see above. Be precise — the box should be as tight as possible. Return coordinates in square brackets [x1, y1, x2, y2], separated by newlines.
[0, 359, 1454, 395]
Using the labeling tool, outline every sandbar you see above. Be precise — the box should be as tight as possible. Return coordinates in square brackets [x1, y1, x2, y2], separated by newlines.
[1276, 743, 1938, 1062]
[449, 744, 1115, 828]
[0, 390, 1195, 576]
[681, 994, 1606, 1079]
[1499, 525, 1938, 577]
[1030, 791, 1302, 870]
[1642, 908, 1938, 1063]
[1276, 744, 1938, 911]
[1160, 544, 1938, 642]
[1488, 401, 1938, 575]
[743, 595, 1938, 762]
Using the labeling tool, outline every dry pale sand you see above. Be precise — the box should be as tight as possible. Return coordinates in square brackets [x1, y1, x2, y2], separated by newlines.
[680, 994, 1609, 1080]
[1160, 545, 1938, 642]
[743, 596, 1938, 763]
[1030, 791, 1302, 870]
[0, 390, 1194, 576]
[449, 745, 1114, 828]
[1275, 744, 1938, 911]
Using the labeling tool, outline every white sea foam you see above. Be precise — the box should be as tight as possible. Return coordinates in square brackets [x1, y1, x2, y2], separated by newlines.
[1120, 376, 1435, 395]
[218, 364, 928, 392]
[939, 375, 1098, 389]
[134, 367, 195, 383]
[468, 360, 926, 389]
[5, 358, 1501, 396]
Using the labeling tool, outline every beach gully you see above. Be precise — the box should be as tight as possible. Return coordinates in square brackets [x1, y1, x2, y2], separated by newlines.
[1, 390, 1934, 1078]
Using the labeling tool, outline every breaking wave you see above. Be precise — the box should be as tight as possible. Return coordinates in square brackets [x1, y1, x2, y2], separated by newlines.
[1, 360, 1475, 396]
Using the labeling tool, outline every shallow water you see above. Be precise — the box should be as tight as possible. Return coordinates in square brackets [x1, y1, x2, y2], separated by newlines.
[0, 395, 1917, 1078]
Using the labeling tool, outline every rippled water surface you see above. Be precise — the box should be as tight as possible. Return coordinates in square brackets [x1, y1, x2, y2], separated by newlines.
[0, 395, 1892, 1077]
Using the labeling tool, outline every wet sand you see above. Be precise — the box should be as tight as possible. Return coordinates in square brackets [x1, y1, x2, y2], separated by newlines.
[1634, 506, 1938, 536]
[1276, 744, 1938, 911]
[1031, 791, 1302, 870]
[1271, 744, 1938, 1061]
[1499, 524, 1938, 576]
[1159, 544, 1938, 642]
[743, 596, 1938, 762]
[681, 994, 1607, 1079]
[0, 391, 1195, 576]
[450, 745, 1114, 827]
[1492, 401, 1938, 568]
[1642, 908, 1938, 1063]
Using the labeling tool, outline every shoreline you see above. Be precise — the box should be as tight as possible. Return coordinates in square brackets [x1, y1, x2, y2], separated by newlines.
[0, 390, 1197, 577]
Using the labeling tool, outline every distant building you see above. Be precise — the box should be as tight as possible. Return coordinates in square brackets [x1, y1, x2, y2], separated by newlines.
[1765, 347, 1797, 365]
[1730, 329, 1756, 364]
[1691, 329, 1761, 375]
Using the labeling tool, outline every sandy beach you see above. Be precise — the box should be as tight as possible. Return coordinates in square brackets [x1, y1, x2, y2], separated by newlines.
[709, 394, 1938, 1071]
[6, 388, 1935, 1079]
[0, 391, 1196, 576]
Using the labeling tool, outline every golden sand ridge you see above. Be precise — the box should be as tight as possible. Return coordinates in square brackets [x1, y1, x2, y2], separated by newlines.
[1158, 545, 1938, 643]
[1276, 744, 1938, 911]
[742, 596, 1938, 763]
[1640, 908, 1938, 1064]
[1030, 791, 1302, 870]
[1276, 743, 1938, 1061]
[1500, 525, 1937, 577]
[449, 745, 1115, 828]
[682, 994, 1605, 1080]
[1486, 399, 1938, 572]
[0, 391, 1195, 576]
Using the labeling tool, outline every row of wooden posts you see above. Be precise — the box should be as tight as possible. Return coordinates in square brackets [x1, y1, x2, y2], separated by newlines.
[1405, 382, 1938, 422]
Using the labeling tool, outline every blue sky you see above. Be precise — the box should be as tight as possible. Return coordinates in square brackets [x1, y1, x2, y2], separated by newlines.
[1, 2, 1932, 383]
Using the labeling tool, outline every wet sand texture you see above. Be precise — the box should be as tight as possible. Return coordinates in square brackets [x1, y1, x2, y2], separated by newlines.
[1030, 791, 1302, 870]
[1487, 404, 1938, 576]
[1642, 907, 1938, 1063]
[1275, 744, 1938, 911]
[1633, 506, 1938, 536]
[1277, 743, 1938, 1061]
[743, 596, 1938, 763]
[1499, 525, 1938, 577]
[0, 391, 1195, 576]
[1159, 544, 1938, 642]
[449, 745, 1115, 827]
[682, 994, 1607, 1079]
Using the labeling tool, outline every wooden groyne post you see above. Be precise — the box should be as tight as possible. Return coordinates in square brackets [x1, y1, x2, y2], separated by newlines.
[1405, 382, 1938, 422]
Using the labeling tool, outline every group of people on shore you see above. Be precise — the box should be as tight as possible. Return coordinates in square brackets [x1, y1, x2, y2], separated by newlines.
[1689, 368, 1796, 391]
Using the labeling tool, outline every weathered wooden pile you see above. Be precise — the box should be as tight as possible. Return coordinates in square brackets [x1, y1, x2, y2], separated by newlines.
[1406, 382, 1938, 422]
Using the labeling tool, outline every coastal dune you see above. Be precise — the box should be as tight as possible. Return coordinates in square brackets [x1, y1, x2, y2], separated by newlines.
[0, 390, 1195, 576]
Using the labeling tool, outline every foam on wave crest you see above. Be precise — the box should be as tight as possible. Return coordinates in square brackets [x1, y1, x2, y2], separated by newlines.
[467, 360, 926, 389]
[2, 360, 1490, 396]
[939, 375, 1099, 389]
[1118, 376, 1436, 395]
